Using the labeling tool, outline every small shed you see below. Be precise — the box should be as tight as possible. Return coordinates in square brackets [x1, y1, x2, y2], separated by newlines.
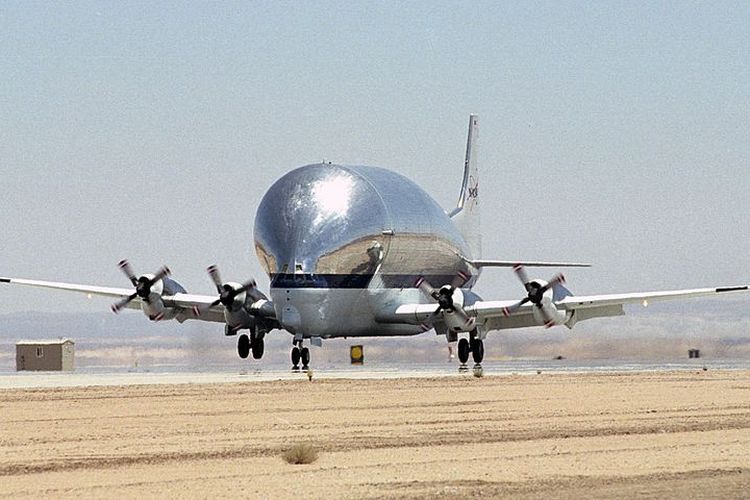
[16, 339, 75, 371]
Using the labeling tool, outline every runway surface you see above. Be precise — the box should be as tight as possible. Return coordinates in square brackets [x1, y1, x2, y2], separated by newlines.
[1, 370, 749, 498]
[2, 359, 748, 389]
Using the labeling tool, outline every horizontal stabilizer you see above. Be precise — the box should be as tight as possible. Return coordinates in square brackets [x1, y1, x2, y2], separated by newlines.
[469, 260, 592, 268]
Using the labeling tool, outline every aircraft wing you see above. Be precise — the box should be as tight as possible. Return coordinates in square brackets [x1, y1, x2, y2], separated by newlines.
[0, 276, 228, 323]
[556, 286, 748, 310]
[385, 285, 748, 331]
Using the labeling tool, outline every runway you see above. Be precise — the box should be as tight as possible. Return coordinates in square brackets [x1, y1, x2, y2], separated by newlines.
[1, 358, 748, 389]
[1, 370, 749, 498]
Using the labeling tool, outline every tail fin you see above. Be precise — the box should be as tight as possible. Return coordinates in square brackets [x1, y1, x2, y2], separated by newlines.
[450, 114, 481, 259]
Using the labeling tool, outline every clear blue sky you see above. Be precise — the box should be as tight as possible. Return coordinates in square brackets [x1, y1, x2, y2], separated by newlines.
[1, 1, 748, 313]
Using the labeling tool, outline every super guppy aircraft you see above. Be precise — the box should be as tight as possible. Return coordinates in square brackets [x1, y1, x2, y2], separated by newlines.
[2, 115, 747, 370]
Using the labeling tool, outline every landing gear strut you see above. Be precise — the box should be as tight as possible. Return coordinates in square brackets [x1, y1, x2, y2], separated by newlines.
[291, 340, 310, 371]
[457, 332, 484, 372]
[237, 330, 265, 360]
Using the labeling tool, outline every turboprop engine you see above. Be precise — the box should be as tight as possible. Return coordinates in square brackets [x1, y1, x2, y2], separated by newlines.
[416, 274, 476, 333]
[199, 265, 258, 333]
[111, 260, 172, 321]
[502, 265, 569, 328]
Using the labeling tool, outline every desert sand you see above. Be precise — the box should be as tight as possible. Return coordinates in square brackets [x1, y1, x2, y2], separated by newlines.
[1, 370, 749, 499]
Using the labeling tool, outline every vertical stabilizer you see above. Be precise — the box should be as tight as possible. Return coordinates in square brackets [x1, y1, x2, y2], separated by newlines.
[450, 114, 481, 259]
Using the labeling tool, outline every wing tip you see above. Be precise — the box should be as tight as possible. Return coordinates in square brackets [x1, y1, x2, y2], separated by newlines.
[0, 278, 10, 283]
[716, 286, 749, 293]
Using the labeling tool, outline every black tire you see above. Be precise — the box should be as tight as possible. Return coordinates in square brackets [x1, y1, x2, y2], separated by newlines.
[291, 347, 301, 367]
[300, 347, 310, 368]
[457, 338, 470, 364]
[471, 338, 484, 364]
[252, 337, 264, 359]
[237, 334, 250, 359]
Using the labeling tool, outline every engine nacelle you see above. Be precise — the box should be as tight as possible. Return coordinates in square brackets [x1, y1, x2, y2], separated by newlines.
[531, 302, 567, 327]
[443, 309, 475, 332]
[528, 279, 567, 327]
[224, 308, 255, 331]
[137, 274, 187, 321]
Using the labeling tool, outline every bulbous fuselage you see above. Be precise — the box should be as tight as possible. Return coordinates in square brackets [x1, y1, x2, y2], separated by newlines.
[253, 163, 475, 337]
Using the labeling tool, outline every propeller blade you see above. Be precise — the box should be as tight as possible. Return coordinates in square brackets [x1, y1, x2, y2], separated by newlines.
[513, 264, 531, 291]
[207, 265, 223, 294]
[539, 273, 566, 294]
[451, 270, 471, 289]
[423, 309, 442, 328]
[453, 305, 474, 326]
[536, 303, 556, 328]
[111, 292, 138, 313]
[151, 265, 171, 284]
[415, 276, 439, 300]
[502, 297, 530, 317]
[118, 259, 138, 286]
[236, 279, 258, 294]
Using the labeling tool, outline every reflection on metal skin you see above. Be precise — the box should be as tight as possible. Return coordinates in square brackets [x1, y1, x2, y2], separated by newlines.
[253, 163, 476, 336]
[254, 163, 473, 282]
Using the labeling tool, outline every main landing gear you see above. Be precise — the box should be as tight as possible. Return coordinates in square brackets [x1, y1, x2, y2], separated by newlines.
[457, 332, 484, 372]
[291, 340, 310, 371]
[237, 332, 265, 360]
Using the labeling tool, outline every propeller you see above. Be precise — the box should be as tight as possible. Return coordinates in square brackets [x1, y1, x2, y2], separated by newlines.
[502, 264, 565, 326]
[111, 260, 171, 313]
[195, 265, 257, 315]
[415, 275, 474, 327]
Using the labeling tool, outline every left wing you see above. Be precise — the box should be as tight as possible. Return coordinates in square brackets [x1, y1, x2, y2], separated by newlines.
[0, 276, 229, 323]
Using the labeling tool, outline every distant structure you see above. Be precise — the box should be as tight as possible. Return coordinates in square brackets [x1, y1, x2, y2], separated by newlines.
[688, 349, 701, 359]
[16, 339, 74, 371]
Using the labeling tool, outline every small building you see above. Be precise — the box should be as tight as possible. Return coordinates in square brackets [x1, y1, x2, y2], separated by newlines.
[16, 339, 74, 371]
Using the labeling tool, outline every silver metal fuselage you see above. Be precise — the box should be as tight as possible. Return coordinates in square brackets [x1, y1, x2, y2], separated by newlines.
[254, 163, 476, 338]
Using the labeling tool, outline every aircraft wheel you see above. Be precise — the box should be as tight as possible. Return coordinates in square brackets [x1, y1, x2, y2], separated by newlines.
[300, 347, 310, 369]
[252, 337, 264, 359]
[457, 338, 470, 364]
[471, 338, 484, 364]
[237, 334, 250, 359]
[291, 346, 301, 370]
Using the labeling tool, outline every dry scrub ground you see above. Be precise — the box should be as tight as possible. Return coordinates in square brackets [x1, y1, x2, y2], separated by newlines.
[1, 371, 750, 499]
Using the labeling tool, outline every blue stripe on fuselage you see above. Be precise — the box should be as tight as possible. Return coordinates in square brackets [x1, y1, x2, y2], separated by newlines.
[270, 274, 464, 289]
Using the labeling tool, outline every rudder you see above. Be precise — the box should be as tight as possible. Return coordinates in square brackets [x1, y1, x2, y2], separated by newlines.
[450, 114, 481, 259]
